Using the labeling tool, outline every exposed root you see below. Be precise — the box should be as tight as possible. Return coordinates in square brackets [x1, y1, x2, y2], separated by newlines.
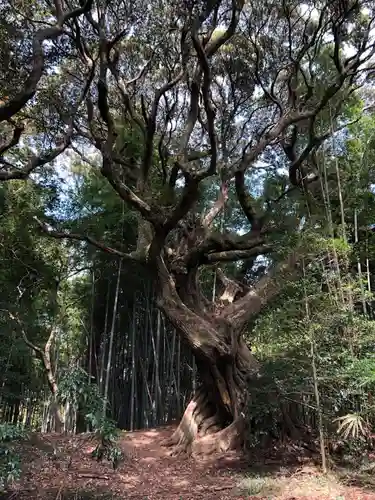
[161, 432, 180, 448]
[164, 414, 245, 457]
[192, 416, 245, 457]
[199, 414, 222, 436]
[162, 346, 252, 457]
[167, 443, 191, 457]
[161, 398, 199, 450]
[161, 384, 221, 455]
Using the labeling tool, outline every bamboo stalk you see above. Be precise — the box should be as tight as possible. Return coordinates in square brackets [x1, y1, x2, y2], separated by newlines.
[103, 260, 122, 418]
[130, 295, 136, 430]
[303, 260, 327, 473]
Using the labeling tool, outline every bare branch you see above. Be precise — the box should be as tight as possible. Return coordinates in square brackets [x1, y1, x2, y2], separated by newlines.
[205, 0, 245, 57]
[191, 33, 217, 177]
[0, 123, 24, 156]
[178, 79, 200, 160]
[142, 70, 184, 184]
[7, 311, 43, 356]
[0, 128, 72, 181]
[100, 159, 162, 225]
[0, 63, 95, 181]
[206, 245, 272, 264]
[125, 57, 154, 86]
[220, 253, 299, 327]
[62, 0, 94, 25]
[155, 254, 231, 360]
[162, 175, 200, 235]
[34, 216, 141, 262]
[186, 228, 268, 270]
[216, 268, 243, 303]
[0, 0, 94, 123]
[235, 171, 261, 229]
[202, 182, 228, 227]
[284, 115, 364, 187]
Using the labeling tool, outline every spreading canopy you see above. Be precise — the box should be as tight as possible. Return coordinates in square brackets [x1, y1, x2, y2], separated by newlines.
[1, 0, 375, 327]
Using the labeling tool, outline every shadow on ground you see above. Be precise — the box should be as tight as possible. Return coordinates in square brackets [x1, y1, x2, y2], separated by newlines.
[0, 489, 118, 500]
[4, 426, 375, 499]
[5, 426, 247, 499]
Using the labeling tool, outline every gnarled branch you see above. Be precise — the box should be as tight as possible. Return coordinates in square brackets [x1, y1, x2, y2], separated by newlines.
[34, 216, 141, 262]
[202, 182, 228, 228]
[0, 0, 94, 123]
[220, 253, 299, 328]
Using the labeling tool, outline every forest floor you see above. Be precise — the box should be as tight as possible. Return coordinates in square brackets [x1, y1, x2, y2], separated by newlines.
[4, 425, 375, 499]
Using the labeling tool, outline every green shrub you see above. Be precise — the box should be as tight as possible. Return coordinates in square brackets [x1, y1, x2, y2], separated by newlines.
[0, 424, 25, 491]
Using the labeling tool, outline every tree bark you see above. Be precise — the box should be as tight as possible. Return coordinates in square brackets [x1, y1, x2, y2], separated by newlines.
[161, 323, 259, 455]
[154, 253, 261, 455]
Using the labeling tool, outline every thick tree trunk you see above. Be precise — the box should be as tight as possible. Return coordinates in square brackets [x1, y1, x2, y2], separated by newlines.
[162, 335, 259, 456]
[156, 255, 260, 455]
[43, 345, 65, 433]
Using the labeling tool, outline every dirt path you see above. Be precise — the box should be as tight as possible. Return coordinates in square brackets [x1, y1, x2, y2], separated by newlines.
[10, 426, 247, 499]
[7, 426, 375, 499]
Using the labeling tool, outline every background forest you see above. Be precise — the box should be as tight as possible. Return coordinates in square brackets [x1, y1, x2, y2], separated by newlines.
[2, 0, 375, 497]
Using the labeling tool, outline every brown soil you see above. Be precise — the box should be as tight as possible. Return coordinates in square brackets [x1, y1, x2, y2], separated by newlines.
[4, 425, 375, 499]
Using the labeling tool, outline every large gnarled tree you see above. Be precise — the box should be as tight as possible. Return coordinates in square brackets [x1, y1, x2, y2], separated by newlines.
[2, 0, 375, 454]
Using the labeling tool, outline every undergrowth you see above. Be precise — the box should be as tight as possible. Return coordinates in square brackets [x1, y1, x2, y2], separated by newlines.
[0, 423, 25, 492]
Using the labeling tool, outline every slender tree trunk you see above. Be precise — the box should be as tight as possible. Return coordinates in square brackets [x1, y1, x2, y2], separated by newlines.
[42, 329, 64, 432]
[10, 309, 64, 431]
[99, 279, 111, 395]
[42, 399, 49, 433]
[103, 260, 122, 418]
[354, 209, 367, 315]
[88, 270, 95, 386]
[176, 335, 181, 418]
[303, 262, 327, 473]
[365, 238, 372, 318]
[12, 401, 20, 425]
[25, 403, 33, 428]
[154, 309, 162, 423]
[130, 297, 136, 431]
